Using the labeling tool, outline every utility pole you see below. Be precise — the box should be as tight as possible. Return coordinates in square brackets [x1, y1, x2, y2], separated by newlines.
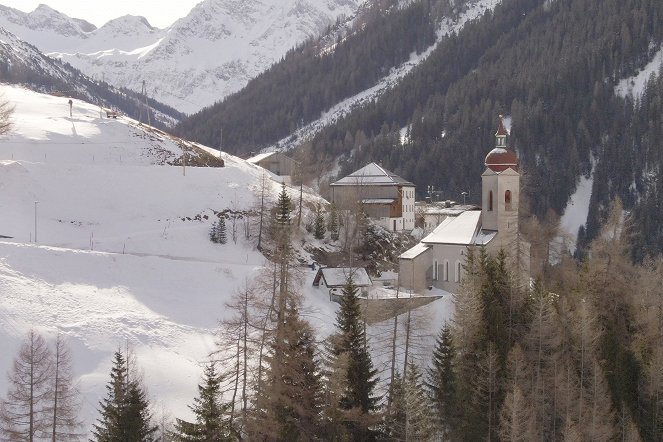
[34, 201, 39, 243]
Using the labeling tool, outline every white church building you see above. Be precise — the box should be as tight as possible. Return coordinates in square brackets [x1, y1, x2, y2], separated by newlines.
[399, 117, 529, 294]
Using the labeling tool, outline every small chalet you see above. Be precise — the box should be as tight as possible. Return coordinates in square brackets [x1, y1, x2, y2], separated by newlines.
[330, 163, 415, 232]
[313, 267, 372, 294]
[247, 151, 299, 182]
[399, 117, 530, 294]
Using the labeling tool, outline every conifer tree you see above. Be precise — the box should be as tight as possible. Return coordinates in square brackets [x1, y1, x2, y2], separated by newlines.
[92, 349, 157, 442]
[427, 324, 456, 436]
[313, 204, 326, 240]
[248, 300, 323, 441]
[328, 204, 339, 241]
[217, 218, 227, 245]
[172, 361, 233, 441]
[402, 362, 436, 441]
[328, 274, 379, 441]
[383, 372, 405, 440]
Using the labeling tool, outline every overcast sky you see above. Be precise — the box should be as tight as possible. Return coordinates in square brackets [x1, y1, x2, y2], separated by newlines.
[0, 0, 203, 28]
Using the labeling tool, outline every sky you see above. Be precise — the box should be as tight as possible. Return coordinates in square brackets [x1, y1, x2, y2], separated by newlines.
[0, 0, 203, 28]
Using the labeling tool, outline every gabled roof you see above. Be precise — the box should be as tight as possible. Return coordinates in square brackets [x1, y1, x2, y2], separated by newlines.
[400, 243, 432, 260]
[247, 151, 276, 164]
[421, 210, 483, 245]
[331, 162, 414, 187]
[313, 267, 372, 287]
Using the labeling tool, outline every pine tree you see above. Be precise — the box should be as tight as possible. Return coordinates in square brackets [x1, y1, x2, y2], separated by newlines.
[383, 372, 406, 440]
[217, 218, 227, 245]
[313, 204, 326, 240]
[248, 300, 323, 441]
[328, 204, 339, 241]
[329, 274, 379, 441]
[172, 361, 233, 441]
[0, 330, 53, 440]
[402, 362, 436, 441]
[427, 324, 456, 436]
[92, 349, 157, 442]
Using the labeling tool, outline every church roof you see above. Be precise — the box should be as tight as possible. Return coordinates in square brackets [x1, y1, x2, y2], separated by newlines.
[485, 148, 518, 172]
[331, 162, 414, 187]
[421, 210, 483, 245]
[495, 116, 509, 136]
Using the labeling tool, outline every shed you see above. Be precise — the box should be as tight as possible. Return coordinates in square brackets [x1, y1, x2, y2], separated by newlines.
[312, 267, 372, 289]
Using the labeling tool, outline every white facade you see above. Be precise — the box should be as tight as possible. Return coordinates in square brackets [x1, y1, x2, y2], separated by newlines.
[399, 117, 529, 294]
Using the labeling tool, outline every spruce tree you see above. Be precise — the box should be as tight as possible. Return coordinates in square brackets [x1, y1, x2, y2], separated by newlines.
[402, 362, 436, 441]
[313, 204, 326, 240]
[92, 349, 157, 442]
[329, 274, 379, 440]
[249, 301, 323, 440]
[172, 361, 233, 441]
[328, 204, 339, 241]
[217, 218, 227, 245]
[427, 324, 456, 436]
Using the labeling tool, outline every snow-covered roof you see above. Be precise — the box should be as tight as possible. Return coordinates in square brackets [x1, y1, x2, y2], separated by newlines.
[475, 229, 498, 245]
[247, 151, 277, 164]
[331, 162, 414, 187]
[319, 267, 372, 287]
[362, 198, 396, 204]
[422, 210, 483, 245]
[400, 243, 432, 260]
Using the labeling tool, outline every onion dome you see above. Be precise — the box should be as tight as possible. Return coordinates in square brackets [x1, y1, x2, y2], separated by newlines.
[485, 115, 518, 172]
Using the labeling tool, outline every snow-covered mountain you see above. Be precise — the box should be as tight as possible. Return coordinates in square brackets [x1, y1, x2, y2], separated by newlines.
[0, 0, 366, 114]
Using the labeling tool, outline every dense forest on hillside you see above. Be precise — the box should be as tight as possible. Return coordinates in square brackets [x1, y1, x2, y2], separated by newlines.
[178, 0, 663, 259]
[175, 0, 444, 150]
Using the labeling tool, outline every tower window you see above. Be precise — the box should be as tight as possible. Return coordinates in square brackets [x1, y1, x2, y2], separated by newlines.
[488, 191, 493, 211]
[455, 261, 462, 283]
[505, 190, 512, 211]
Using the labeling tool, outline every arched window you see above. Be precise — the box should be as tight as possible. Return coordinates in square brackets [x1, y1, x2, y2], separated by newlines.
[444, 260, 449, 282]
[434, 260, 439, 281]
[455, 261, 462, 283]
[505, 190, 512, 211]
[488, 191, 493, 211]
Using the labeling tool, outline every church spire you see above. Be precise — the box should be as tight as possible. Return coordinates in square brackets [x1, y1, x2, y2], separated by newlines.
[495, 115, 508, 148]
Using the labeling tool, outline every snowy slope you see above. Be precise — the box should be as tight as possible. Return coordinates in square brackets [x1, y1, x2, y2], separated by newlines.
[0, 84, 335, 428]
[0, 84, 453, 430]
[0, 0, 366, 114]
[615, 44, 663, 99]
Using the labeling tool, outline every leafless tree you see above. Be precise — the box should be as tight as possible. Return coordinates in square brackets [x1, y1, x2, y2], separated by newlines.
[0, 330, 53, 440]
[48, 334, 83, 441]
[0, 96, 13, 137]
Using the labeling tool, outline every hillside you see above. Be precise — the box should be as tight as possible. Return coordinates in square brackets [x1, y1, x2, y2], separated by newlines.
[0, 84, 452, 430]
